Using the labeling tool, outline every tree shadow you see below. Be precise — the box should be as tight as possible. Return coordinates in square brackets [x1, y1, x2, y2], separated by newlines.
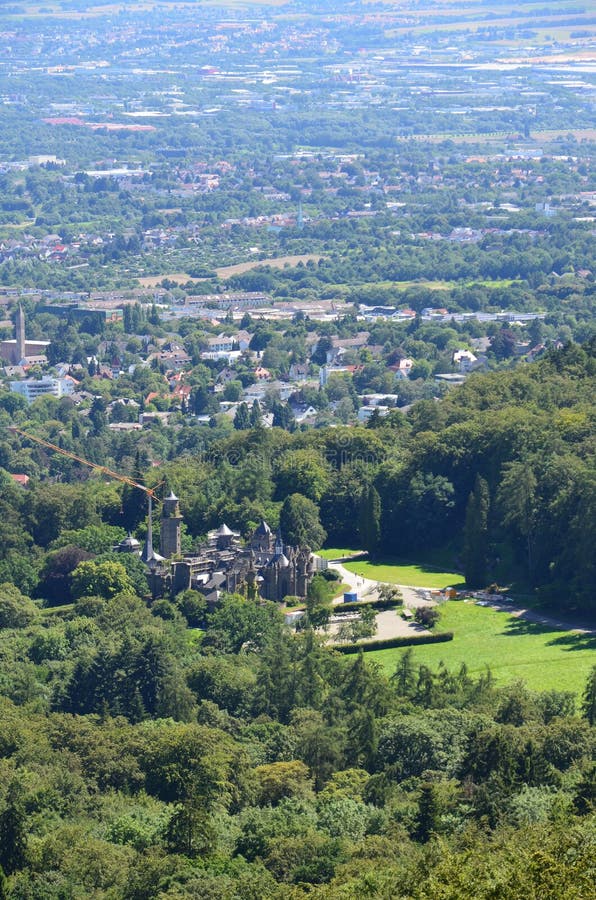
[546, 632, 596, 652]
[502, 615, 596, 651]
[502, 617, 557, 638]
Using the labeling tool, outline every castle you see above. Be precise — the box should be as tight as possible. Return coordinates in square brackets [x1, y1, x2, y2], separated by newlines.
[116, 492, 317, 603]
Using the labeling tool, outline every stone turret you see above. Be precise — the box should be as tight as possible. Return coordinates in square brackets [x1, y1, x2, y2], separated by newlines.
[160, 491, 182, 558]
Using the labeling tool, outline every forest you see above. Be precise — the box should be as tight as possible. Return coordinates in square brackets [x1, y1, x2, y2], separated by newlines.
[0, 341, 594, 896]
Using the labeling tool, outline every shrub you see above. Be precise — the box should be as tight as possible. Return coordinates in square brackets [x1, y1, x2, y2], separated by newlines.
[334, 631, 454, 654]
[415, 606, 441, 629]
[0, 584, 40, 629]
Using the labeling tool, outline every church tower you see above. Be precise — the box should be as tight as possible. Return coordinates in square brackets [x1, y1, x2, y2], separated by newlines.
[16, 305, 26, 361]
[160, 491, 182, 558]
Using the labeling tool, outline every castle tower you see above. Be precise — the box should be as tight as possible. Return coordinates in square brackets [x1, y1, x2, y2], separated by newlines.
[160, 491, 182, 558]
[251, 519, 273, 553]
[16, 305, 26, 361]
[274, 528, 284, 557]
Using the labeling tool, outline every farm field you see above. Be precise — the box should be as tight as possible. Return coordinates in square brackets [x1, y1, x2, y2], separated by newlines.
[215, 254, 324, 278]
[138, 272, 197, 287]
[400, 129, 596, 145]
[136, 254, 325, 287]
[369, 600, 596, 695]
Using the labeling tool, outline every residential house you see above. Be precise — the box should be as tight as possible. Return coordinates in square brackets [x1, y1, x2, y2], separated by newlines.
[139, 411, 172, 427]
[319, 364, 361, 387]
[235, 330, 252, 350]
[452, 349, 478, 372]
[289, 402, 318, 424]
[389, 358, 413, 379]
[243, 383, 268, 403]
[216, 367, 238, 385]
[207, 334, 236, 353]
[172, 383, 192, 407]
[322, 332, 370, 364]
[361, 393, 399, 408]
[421, 307, 449, 318]
[288, 362, 310, 381]
[9, 474, 30, 487]
[154, 348, 191, 370]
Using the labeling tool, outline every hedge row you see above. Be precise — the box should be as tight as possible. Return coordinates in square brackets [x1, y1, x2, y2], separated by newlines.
[333, 631, 454, 654]
[337, 598, 402, 613]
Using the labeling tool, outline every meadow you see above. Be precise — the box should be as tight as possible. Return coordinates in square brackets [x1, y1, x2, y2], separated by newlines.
[369, 600, 595, 695]
[338, 556, 465, 590]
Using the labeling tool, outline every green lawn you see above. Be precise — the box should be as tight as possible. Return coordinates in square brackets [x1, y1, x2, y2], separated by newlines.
[318, 548, 363, 560]
[369, 601, 595, 695]
[341, 558, 465, 590]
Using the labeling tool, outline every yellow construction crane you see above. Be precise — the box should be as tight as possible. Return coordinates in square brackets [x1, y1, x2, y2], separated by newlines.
[9, 426, 159, 496]
[9, 426, 162, 560]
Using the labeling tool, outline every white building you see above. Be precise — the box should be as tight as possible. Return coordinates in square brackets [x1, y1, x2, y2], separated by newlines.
[361, 393, 399, 407]
[358, 405, 390, 422]
[207, 334, 236, 353]
[319, 364, 357, 387]
[10, 377, 75, 403]
[452, 349, 478, 372]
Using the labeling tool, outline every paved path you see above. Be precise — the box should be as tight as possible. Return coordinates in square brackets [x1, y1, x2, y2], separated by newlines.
[328, 558, 596, 642]
[327, 607, 429, 643]
[329, 562, 436, 610]
[327, 560, 432, 644]
[329, 562, 377, 602]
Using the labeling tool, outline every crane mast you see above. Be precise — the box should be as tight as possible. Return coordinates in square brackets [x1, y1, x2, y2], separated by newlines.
[9, 426, 160, 559]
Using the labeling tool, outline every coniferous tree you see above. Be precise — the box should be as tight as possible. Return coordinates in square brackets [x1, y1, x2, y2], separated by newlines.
[234, 402, 250, 430]
[120, 449, 148, 533]
[358, 485, 381, 556]
[581, 665, 596, 726]
[272, 401, 296, 431]
[573, 763, 596, 815]
[463, 474, 490, 588]
[0, 783, 27, 875]
[392, 647, 416, 697]
[249, 399, 262, 428]
[414, 783, 441, 842]
[88, 395, 107, 435]
[499, 462, 538, 580]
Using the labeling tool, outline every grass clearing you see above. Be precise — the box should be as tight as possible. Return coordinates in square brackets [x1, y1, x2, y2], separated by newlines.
[216, 254, 324, 279]
[137, 254, 325, 288]
[341, 558, 465, 590]
[318, 548, 363, 560]
[138, 272, 196, 287]
[327, 278, 522, 292]
[368, 600, 595, 695]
